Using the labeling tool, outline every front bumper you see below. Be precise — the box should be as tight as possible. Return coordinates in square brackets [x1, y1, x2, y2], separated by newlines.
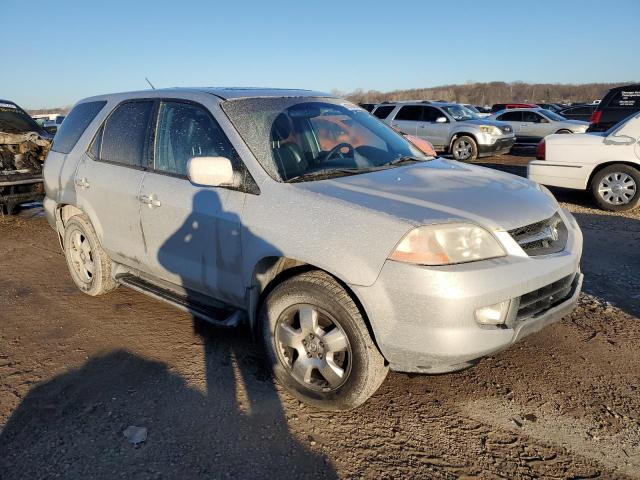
[351, 211, 583, 373]
[477, 136, 516, 157]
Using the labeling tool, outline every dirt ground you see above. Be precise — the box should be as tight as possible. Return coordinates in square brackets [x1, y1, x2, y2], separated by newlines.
[1, 155, 640, 479]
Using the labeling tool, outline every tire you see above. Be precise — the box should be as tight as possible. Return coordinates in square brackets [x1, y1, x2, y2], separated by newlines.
[556, 129, 572, 134]
[260, 270, 388, 411]
[63, 214, 118, 296]
[451, 135, 478, 161]
[590, 164, 640, 212]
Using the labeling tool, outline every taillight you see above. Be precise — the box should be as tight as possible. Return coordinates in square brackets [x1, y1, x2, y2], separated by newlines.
[536, 139, 545, 160]
[590, 110, 602, 124]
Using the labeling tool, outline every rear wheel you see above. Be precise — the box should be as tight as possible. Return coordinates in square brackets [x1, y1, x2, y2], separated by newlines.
[590, 164, 639, 211]
[556, 129, 572, 134]
[451, 135, 478, 161]
[63, 215, 118, 296]
[261, 270, 388, 410]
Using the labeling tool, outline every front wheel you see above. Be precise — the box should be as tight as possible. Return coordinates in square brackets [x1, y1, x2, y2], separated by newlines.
[451, 135, 478, 161]
[261, 271, 388, 410]
[590, 164, 639, 211]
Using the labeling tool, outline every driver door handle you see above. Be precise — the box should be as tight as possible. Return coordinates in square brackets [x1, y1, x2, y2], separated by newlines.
[74, 177, 90, 189]
[139, 194, 161, 208]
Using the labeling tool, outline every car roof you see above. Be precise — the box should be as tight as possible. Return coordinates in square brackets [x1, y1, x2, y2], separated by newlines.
[379, 100, 456, 107]
[77, 87, 333, 103]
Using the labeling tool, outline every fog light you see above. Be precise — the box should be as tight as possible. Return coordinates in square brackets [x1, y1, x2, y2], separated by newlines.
[475, 300, 511, 325]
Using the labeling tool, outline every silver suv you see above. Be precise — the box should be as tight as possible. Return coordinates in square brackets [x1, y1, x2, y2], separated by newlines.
[487, 108, 589, 144]
[44, 88, 583, 410]
[373, 101, 516, 161]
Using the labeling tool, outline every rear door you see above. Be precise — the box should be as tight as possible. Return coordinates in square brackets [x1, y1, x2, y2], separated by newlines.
[389, 105, 419, 135]
[496, 111, 524, 140]
[138, 99, 246, 305]
[74, 100, 154, 267]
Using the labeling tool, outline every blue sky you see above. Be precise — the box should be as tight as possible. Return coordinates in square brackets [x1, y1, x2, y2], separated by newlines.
[2, 0, 639, 109]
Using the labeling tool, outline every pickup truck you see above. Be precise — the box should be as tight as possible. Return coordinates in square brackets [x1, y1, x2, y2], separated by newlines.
[0, 100, 52, 214]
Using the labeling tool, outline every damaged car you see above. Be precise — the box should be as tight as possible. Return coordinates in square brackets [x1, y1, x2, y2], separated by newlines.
[0, 100, 52, 214]
[44, 88, 583, 410]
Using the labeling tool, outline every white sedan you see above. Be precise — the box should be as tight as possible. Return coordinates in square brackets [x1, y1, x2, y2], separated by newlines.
[528, 113, 640, 211]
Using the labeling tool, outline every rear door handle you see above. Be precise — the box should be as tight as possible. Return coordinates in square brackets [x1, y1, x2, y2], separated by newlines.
[139, 194, 161, 208]
[74, 177, 90, 189]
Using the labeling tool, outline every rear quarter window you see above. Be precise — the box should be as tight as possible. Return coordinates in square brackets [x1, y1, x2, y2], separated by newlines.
[372, 105, 394, 119]
[51, 101, 107, 154]
[607, 89, 640, 109]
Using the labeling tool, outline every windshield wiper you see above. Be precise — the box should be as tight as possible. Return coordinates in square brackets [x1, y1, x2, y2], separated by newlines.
[286, 167, 367, 183]
[383, 155, 427, 167]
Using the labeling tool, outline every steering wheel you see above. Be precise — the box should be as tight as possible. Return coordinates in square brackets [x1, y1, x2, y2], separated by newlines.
[323, 142, 355, 163]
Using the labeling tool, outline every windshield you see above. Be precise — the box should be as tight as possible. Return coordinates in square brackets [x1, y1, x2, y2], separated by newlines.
[540, 110, 566, 122]
[222, 98, 432, 182]
[0, 102, 44, 134]
[464, 104, 480, 113]
[441, 105, 478, 121]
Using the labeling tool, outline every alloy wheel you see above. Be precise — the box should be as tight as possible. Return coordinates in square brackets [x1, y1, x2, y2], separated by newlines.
[68, 229, 95, 283]
[275, 304, 352, 392]
[454, 140, 472, 160]
[598, 172, 637, 205]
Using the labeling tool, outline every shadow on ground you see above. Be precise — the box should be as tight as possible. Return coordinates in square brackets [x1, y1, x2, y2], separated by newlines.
[0, 330, 336, 479]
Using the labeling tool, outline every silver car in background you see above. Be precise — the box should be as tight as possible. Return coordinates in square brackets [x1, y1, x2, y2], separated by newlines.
[373, 101, 516, 161]
[44, 88, 583, 410]
[488, 108, 589, 144]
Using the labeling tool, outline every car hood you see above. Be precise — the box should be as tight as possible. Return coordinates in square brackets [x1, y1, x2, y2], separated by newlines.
[296, 158, 557, 231]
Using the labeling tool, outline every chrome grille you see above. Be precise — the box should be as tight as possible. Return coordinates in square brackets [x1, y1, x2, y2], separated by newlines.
[517, 274, 577, 320]
[508, 212, 567, 256]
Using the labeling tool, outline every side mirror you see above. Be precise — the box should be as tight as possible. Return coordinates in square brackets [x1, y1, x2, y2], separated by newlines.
[187, 156, 234, 187]
[435, 116, 447, 123]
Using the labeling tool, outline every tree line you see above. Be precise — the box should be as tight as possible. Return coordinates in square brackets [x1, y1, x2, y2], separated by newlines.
[339, 81, 632, 106]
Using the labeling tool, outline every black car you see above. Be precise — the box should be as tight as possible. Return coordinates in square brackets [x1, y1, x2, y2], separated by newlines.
[587, 84, 640, 132]
[558, 104, 597, 122]
[358, 103, 376, 112]
[0, 99, 52, 214]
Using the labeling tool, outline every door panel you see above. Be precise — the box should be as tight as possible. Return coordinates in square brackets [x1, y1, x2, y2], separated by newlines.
[416, 106, 449, 148]
[139, 173, 245, 304]
[74, 155, 146, 266]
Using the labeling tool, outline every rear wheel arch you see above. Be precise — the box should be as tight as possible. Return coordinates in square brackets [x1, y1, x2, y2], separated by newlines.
[587, 161, 640, 187]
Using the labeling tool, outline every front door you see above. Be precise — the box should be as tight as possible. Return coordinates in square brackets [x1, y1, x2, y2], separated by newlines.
[74, 100, 155, 267]
[416, 106, 450, 149]
[389, 105, 419, 135]
[138, 100, 246, 305]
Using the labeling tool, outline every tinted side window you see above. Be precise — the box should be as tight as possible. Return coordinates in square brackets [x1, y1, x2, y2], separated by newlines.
[99, 101, 154, 167]
[523, 111, 542, 123]
[372, 105, 394, 119]
[395, 105, 422, 121]
[422, 106, 442, 122]
[154, 101, 238, 176]
[497, 111, 522, 121]
[607, 89, 640, 109]
[51, 101, 107, 154]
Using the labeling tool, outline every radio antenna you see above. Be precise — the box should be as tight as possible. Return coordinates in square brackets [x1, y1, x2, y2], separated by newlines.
[145, 77, 156, 90]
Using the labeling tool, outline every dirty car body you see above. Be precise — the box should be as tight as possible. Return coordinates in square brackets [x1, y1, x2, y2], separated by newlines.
[0, 100, 52, 213]
[44, 88, 583, 409]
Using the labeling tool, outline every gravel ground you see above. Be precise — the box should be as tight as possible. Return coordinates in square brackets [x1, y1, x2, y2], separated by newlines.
[1, 156, 639, 479]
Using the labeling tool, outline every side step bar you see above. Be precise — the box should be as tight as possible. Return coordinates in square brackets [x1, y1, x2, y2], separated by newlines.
[116, 273, 243, 328]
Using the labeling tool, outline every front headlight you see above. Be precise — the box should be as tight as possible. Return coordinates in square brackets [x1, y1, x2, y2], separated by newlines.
[389, 223, 506, 266]
[479, 125, 502, 136]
